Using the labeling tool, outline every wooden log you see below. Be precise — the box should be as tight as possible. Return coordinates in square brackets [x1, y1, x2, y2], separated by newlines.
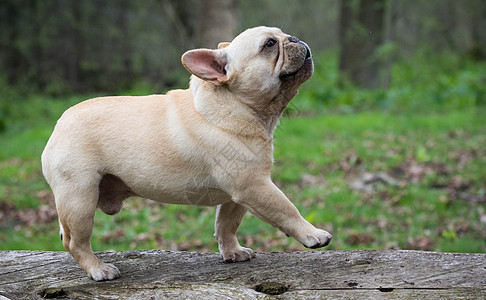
[0, 250, 484, 299]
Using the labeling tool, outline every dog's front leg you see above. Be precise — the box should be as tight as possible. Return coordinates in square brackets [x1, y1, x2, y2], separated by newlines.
[233, 179, 332, 249]
[215, 202, 256, 262]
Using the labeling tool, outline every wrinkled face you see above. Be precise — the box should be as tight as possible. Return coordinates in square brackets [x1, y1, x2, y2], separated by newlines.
[224, 27, 314, 100]
[182, 26, 314, 111]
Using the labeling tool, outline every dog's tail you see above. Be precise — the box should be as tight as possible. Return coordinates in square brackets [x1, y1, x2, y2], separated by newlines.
[59, 221, 64, 241]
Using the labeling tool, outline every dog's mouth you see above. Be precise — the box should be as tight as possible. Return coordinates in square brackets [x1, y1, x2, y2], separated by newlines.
[279, 46, 312, 82]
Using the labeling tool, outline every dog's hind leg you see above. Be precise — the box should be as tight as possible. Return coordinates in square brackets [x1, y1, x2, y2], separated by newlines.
[54, 176, 121, 281]
[215, 202, 256, 262]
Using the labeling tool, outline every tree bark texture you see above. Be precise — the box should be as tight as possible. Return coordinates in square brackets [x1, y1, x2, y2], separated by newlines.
[339, 0, 387, 89]
[199, 0, 239, 48]
[0, 250, 485, 299]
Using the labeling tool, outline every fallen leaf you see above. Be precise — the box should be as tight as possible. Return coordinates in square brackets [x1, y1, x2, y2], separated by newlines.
[17, 205, 57, 227]
[300, 173, 327, 187]
[346, 232, 374, 246]
[406, 237, 434, 251]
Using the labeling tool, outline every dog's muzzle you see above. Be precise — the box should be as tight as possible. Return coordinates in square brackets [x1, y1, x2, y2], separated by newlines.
[288, 36, 311, 60]
[279, 36, 313, 82]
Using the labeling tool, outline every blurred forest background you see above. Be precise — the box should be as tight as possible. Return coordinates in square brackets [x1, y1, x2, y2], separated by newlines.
[2, 0, 486, 95]
[1, 0, 485, 253]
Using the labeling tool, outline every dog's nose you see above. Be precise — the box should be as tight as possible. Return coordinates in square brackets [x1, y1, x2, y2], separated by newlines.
[288, 36, 300, 43]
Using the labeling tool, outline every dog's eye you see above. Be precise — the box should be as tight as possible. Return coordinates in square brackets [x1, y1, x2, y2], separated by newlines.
[265, 39, 277, 48]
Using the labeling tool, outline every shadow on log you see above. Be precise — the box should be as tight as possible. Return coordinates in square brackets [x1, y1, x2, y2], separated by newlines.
[1, 250, 485, 299]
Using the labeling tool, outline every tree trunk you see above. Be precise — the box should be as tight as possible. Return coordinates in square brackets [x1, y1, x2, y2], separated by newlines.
[454, 0, 486, 60]
[69, 0, 82, 90]
[162, 0, 198, 51]
[339, 0, 387, 89]
[0, 1, 22, 85]
[199, 0, 239, 48]
[1, 250, 485, 299]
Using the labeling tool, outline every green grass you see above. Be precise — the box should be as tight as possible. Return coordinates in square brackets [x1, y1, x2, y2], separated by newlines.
[1, 99, 484, 253]
[1, 51, 485, 254]
[273, 110, 486, 253]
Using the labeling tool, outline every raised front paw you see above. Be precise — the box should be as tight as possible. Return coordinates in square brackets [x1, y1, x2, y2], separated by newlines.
[221, 246, 256, 263]
[88, 262, 121, 281]
[302, 228, 332, 249]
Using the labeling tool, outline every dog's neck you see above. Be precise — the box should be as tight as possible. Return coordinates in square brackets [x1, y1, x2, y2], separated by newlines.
[189, 77, 287, 139]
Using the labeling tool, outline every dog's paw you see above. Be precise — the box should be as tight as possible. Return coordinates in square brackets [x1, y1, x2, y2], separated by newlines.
[88, 263, 121, 281]
[222, 246, 256, 263]
[302, 229, 332, 249]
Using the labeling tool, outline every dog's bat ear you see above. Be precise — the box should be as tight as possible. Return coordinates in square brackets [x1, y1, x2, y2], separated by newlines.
[181, 49, 228, 85]
[218, 42, 230, 49]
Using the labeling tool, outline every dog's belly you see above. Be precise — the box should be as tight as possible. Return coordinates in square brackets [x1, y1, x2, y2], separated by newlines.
[111, 171, 233, 207]
[134, 178, 231, 206]
[143, 186, 232, 206]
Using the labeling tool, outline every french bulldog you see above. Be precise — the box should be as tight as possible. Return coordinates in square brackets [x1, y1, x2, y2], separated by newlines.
[41, 26, 332, 281]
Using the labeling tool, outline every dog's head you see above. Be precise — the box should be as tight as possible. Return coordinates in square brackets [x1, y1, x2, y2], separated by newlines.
[182, 26, 313, 113]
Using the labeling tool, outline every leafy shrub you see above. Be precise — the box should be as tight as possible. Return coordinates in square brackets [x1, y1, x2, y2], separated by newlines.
[296, 50, 486, 114]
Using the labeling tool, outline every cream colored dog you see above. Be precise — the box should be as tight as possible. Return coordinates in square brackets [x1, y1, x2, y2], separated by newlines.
[42, 26, 332, 281]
